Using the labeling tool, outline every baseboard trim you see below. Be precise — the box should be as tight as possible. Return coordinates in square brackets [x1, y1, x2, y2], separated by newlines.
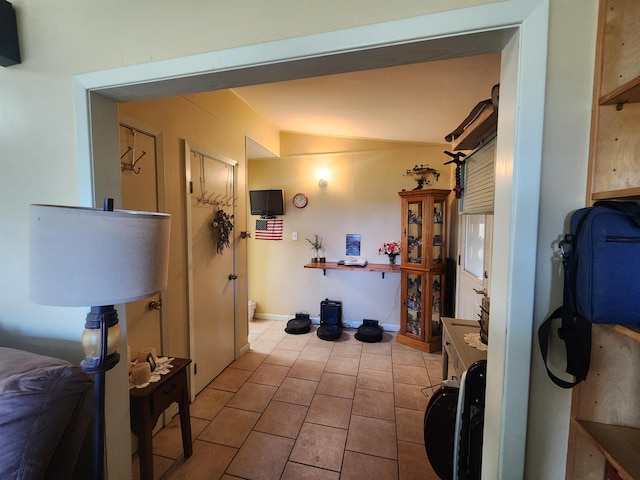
[251, 313, 400, 332]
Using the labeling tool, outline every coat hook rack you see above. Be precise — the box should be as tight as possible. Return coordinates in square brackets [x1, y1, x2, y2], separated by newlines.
[120, 128, 147, 174]
[121, 151, 146, 174]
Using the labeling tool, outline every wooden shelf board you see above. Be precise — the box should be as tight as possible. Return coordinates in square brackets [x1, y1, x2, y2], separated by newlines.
[600, 76, 640, 106]
[610, 324, 640, 343]
[591, 188, 640, 201]
[304, 262, 400, 277]
[574, 419, 640, 479]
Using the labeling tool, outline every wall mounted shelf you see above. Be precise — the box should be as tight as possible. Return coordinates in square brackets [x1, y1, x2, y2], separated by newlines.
[304, 262, 400, 279]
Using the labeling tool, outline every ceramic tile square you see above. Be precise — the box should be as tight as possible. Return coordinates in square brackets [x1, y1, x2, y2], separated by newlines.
[248, 319, 273, 333]
[273, 377, 318, 406]
[257, 329, 288, 343]
[325, 356, 359, 376]
[278, 336, 311, 352]
[396, 407, 425, 444]
[393, 364, 430, 386]
[247, 362, 290, 386]
[299, 345, 332, 362]
[289, 422, 348, 471]
[398, 440, 439, 480]
[362, 339, 392, 356]
[331, 342, 363, 359]
[425, 360, 444, 382]
[346, 415, 397, 460]
[287, 359, 326, 381]
[267, 320, 290, 331]
[229, 352, 267, 371]
[281, 461, 340, 480]
[360, 352, 393, 372]
[160, 440, 237, 480]
[131, 452, 174, 480]
[392, 348, 427, 367]
[198, 407, 260, 447]
[189, 388, 234, 420]
[207, 367, 252, 392]
[340, 451, 399, 480]
[316, 372, 357, 399]
[352, 388, 395, 421]
[335, 331, 360, 344]
[394, 383, 430, 411]
[226, 382, 277, 413]
[305, 393, 352, 429]
[250, 339, 280, 354]
[226, 431, 294, 480]
[356, 368, 394, 392]
[253, 400, 308, 438]
[264, 348, 300, 367]
[151, 415, 209, 459]
[306, 334, 335, 348]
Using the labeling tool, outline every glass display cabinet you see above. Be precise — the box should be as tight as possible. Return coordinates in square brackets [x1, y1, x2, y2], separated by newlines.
[398, 189, 450, 352]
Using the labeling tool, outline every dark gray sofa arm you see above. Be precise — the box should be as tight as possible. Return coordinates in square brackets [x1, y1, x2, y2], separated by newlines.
[0, 347, 94, 480]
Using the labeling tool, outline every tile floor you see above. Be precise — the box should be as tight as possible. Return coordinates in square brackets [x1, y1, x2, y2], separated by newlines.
[132, 319, 444, 480]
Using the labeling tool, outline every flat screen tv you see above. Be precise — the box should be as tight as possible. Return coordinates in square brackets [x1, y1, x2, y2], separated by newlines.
[249, 189, 285, 218]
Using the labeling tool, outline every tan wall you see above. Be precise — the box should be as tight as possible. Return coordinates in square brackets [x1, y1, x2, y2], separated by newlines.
[119, 91, 280, 358]
[248, 138, 451, 325]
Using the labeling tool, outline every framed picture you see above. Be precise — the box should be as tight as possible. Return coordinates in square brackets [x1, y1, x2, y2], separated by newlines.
[346, 234, 361, 256]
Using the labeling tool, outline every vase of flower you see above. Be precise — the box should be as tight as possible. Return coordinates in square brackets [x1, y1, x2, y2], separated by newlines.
[403, 164, 440, 190]
[306, 234, 325, 263]
[378, 241, 401, 266]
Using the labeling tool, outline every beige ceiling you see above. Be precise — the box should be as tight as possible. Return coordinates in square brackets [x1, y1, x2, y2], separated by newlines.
[233, 52, 501, 154]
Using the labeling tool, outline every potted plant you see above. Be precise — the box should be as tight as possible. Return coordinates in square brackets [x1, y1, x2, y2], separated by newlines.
[403, 164, 440, 190]
[378, 241, 401, 266]
[306, 234, 325, 263]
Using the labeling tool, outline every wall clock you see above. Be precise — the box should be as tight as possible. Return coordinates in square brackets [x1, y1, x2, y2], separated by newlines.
[293, 192, 308, 208]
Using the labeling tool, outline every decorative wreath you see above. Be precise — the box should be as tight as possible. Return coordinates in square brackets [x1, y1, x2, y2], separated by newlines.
[211, 209, 234, 253]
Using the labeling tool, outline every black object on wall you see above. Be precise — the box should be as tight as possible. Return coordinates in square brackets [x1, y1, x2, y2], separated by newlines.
[0, 0, 21, 66]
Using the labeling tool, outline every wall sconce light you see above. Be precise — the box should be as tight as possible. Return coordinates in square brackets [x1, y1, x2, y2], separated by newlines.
[317, 168, 329, 187]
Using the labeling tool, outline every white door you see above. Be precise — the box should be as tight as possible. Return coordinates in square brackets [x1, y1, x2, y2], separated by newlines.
[119, 124, 164, 361]
[185, 142, 237, 397]
[456, 214, 493, 320]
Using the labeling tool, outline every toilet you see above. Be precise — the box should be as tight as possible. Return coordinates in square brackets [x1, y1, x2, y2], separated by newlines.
[248, 300, 257, 321]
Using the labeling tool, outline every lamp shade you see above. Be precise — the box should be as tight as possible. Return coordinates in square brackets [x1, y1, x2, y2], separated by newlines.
[30, 204, 171, 307]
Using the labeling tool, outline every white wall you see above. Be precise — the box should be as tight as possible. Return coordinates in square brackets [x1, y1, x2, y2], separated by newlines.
[0, 1, 598, 478]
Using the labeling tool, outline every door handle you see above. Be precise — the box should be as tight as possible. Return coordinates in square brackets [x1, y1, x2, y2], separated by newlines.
[473, 288, 488, 297]
[228, 274, 238, 280]
[148, 300, 162, 311]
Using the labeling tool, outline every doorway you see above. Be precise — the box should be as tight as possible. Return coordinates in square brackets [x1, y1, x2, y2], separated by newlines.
[76, 9, 549, 478]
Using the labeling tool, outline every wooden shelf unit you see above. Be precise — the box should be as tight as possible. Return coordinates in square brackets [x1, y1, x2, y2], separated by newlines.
[567, 2, 640, 478]
[397, 189, 450, 352]
[303, 261, 400, 278]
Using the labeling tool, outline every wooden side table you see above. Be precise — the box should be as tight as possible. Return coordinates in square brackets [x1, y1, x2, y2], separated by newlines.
[130, 357, 193, 480]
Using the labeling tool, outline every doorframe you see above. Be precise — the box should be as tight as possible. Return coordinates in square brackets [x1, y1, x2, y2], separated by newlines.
[72, 2, 549, 478]
[119, 115, 170, 356]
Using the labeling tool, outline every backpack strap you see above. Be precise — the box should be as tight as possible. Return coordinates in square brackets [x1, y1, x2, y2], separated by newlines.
[538, 233, 592, 388]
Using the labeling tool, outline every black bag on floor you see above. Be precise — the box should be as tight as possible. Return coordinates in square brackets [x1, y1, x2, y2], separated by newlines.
[355, 319, 383, 343]
[317, 299, 342, 341]
[285, 313, 311, 334]
[539, 201, 640, 388]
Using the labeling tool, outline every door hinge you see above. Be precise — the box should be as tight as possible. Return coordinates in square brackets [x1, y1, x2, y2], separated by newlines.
[189, 181, 193, 194]
[194, 363, 197, 375]
[458, 255, 461, 266]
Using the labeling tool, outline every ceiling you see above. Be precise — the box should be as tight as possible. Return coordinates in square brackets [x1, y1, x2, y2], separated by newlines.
[233, 52, 501, 157]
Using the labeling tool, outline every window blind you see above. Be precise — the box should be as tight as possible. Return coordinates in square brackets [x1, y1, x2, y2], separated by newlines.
[461, 136, 496, 214]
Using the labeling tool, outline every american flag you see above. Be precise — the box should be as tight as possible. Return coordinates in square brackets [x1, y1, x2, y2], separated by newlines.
[255, 219, 283, 240]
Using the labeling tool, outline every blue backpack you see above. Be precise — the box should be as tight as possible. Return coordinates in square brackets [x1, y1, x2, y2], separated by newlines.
[539, 201, 640, 388]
